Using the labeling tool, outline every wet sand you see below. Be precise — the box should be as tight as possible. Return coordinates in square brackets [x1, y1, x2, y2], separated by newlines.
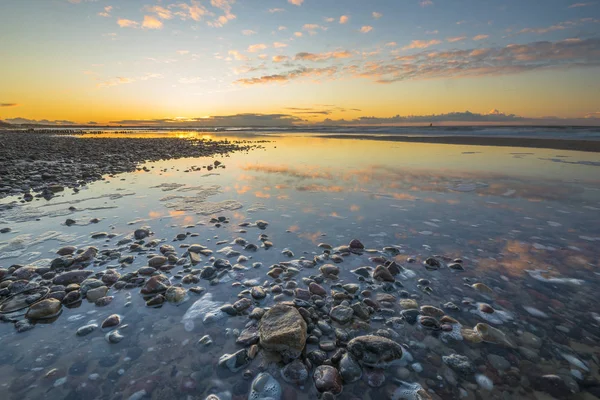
[319, 134, 600, 152]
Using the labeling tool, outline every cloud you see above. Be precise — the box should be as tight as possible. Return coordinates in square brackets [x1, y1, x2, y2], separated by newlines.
[473, 34, 489, 41]
[340, 15, 349, 24]
[323, 110, 525, 125]
[208, 12, 236, 28]
[172, 1, 209, 22]
[242, 29, 257, 35]
[0, 103, 19, 107]
[247, 43, 267, 52]
[98, 5, 112, 17]
[303, 24, 327, 35]
[360, 26, 373, 33]
[419, 0, 433, 6]
[142, 15, 163, 29]
[426, 30, 439, 34]
[144, 5, 173, 19]
[269, 8, 285, 13]
[177, 50, 190, 55]
[234, 66, 338, 86]
[372, 12, 383, 19]
[517, 18, 599, 35]
[294, 32, 303, 37]
[110, 113, 301, 127]
[97, 73, 162, 88]
[273, 42, 288, 48]
[294, 50, 353, 61]
[278, 25, 287, 30]
[386, 42, 397, 47]
[352, 37, 600, 84]
[584, 111, 600, 118]
[5, 118, 76, 125]
[402, 39, 442, 49]
[447, 36, 467, 43]
[324, 17, 335, 23]
[569, 2, 595, 7]
[117, 19, 139, 28]
[288, 0, 304, 5]
[231, 64, 267, 75]
[228, 50, 249, 61]
[273, 55, 289, 63]
[284, 105, 361, 115]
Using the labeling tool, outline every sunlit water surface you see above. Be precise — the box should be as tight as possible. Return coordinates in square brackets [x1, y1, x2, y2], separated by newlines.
[1, 135, 599, 400]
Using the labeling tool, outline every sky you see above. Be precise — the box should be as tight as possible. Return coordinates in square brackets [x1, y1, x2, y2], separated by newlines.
[1, 0, 599, 126]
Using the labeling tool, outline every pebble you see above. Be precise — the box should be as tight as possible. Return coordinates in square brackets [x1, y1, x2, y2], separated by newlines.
[249, 372, 281, 400]
[105, 330, 124, 344]
[281, 359, 309, 385]
[101, 314, 121, 329]
[313, 366, 343, 394]
[76, 324, 98, 336]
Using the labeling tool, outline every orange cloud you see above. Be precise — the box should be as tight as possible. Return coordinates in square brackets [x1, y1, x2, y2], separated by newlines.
[403, 39, 442, 49]
[235, 184, 251, 194]
[288, 0, 304, 5]
[142, 15, 163, 29]
[303, 24, 327, 35]
[473, 34, 489, 41]
[248, 43, 268, 52]
[288, 225, 300, 232]
[296, 184, 344, 192]
[273, 55, 289, 63]
[228, 50, 249, 61]
[255, 191, 271, 198]
[340, 15, 349, 24]
[144, 5, 173, 19]
[447, 36, 467, 43]
[240, 164, 333, 179]
[360, 26, 373, 33]
[234, 66, 337, 85]
[117, 19, 139, 28]
[294, 50, 353, 61]
[98, 5, 112, 17]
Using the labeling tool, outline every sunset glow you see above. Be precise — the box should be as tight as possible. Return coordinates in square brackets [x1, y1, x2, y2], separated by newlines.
[1, 0, 599, 125]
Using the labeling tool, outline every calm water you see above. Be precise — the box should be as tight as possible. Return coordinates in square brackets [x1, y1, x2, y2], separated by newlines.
[1, 134, 599, 400]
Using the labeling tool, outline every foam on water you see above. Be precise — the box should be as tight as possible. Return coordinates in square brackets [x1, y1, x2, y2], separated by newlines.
[181, 293, 225, 331]
[526, 269, 585, 286]
[0, 231, 75, 259]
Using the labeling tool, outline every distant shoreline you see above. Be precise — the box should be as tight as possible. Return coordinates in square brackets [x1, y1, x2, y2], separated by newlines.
[317, 135, 600, 153]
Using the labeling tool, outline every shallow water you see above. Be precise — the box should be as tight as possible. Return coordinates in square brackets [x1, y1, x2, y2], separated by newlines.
[1, 135, 599, 400]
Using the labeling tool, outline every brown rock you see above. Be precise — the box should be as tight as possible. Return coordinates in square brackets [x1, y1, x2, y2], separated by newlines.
[259, 304, 307, 359]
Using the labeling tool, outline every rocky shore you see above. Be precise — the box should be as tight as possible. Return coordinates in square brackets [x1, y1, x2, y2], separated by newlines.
[0, 131, 262, 200]
[1, 218, 599, 399]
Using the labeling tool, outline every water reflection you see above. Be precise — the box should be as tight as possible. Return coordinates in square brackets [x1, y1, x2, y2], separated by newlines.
[0, 135, 599, 399]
